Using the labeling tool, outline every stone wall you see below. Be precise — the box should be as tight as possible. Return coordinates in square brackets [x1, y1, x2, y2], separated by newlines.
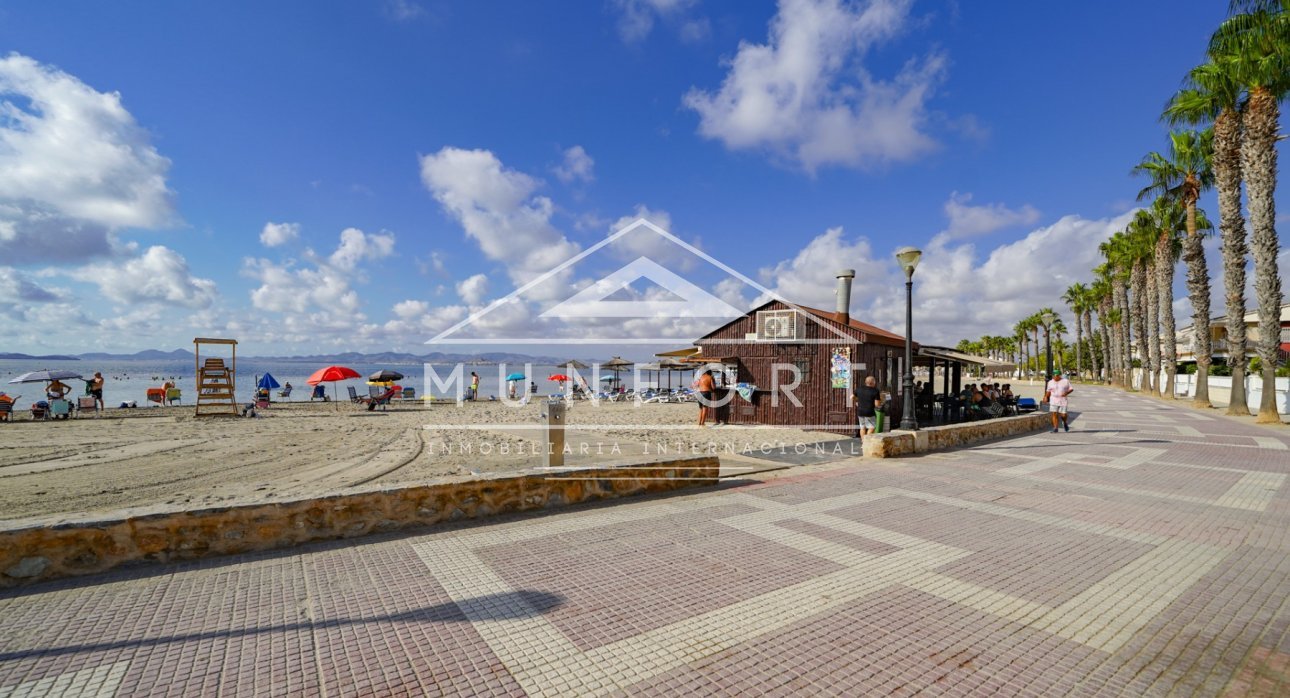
[0, 457, 719, 588]
[862, 413, 1052, 458]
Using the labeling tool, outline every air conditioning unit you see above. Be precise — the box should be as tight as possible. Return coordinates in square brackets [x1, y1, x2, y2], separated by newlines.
[756, 309, 804, 341]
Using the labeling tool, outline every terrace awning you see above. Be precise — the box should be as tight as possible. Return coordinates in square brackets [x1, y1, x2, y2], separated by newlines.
[919, 346, 1015, 372]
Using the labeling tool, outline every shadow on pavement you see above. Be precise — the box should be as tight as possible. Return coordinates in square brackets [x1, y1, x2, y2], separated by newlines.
[0, 590, 564, 661]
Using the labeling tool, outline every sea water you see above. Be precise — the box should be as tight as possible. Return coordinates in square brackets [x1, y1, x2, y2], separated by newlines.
[0, 359, 655, 407]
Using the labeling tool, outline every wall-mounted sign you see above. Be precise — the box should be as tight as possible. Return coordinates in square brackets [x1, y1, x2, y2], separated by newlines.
[830, 348, 851, 389]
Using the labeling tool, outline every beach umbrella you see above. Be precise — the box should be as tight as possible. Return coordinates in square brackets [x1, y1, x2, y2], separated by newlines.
[505, 372, 525, 382]
[547, 374, 570, 382]
[560, 359, 589, 370]
[256, 373, 281, 391]
[369, 369, 404, 382]
[602, 356, 633, 386]
[600, 376, 619, 382]
[9, 369, 84, 384]
[306, 365, 361, 406]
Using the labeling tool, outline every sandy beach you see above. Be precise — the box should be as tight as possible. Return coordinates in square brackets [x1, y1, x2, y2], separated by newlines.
[0, 396, 858, 521]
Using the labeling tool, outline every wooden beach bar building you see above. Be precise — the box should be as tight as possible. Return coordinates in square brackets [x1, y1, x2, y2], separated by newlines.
[686, 270, 916, 434]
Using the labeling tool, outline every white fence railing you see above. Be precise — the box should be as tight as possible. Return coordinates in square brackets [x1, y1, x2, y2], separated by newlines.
[1131, 369, 1290, 415]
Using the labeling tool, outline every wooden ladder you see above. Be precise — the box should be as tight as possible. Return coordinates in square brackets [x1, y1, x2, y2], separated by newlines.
[195, 357, 238, 416]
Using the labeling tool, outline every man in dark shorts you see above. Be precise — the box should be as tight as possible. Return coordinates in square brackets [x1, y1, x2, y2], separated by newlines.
[854, 375, 881, 437]
[89, 371, 105, 411]
[696, 369, 715, 427]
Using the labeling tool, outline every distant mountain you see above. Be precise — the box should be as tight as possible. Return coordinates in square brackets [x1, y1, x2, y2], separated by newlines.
[247, 351, 571, 365]
[0, 353, 79, 361]
[77, 349, 195, 361]
[50, 347, 582, 365]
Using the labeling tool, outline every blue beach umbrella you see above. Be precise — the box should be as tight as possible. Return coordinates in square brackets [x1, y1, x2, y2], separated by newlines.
[505, 372, 525, 382]
[256, 373, 281, 390]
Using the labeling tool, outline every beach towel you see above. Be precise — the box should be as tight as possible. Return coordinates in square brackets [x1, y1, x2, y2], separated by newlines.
[735, 383, 757, 402]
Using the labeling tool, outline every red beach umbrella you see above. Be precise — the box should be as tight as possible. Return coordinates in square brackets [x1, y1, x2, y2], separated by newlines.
[547, 374, 570, 382]
[306, 365, 361, 406]
[306, 365, 361, 385]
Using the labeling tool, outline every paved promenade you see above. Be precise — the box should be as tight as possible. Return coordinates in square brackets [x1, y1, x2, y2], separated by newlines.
[2, 386, 1289, 696]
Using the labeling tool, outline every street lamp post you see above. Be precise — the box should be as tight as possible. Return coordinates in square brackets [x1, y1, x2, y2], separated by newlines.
[895, 247, 923, 431]
[1040, 310, 1056, 380]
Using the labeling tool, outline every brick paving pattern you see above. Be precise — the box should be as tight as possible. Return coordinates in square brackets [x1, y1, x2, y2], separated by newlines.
[2, 386, 1289, 696]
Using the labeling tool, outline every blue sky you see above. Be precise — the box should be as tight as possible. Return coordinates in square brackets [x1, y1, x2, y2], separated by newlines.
[1, 0, 1282, 357]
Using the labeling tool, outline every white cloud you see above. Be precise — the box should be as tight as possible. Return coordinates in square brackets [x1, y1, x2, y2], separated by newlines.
[0, 265, 66, 304]
[419, 147, 580, 297]
[866, 212, 1136, 345]
[759, 226, 896, 312]
[243, 227, 395, 316]
[76, 245, 217, 308]
[456, 273, 490, 305]
[0, 54, 175, 262]
[553, 145, 595, 184]
[683, 0, 946, 172]
[392, 299, 430, 320]
[935, 191, 1040, 244]
[605, 205, 703, 271]
[328, 227, 395, 270]
[613, 0, 701, 43]
[259, 221, 300, 247]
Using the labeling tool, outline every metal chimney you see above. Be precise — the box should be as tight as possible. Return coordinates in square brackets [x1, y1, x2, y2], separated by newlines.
[835, 269, 855, 325]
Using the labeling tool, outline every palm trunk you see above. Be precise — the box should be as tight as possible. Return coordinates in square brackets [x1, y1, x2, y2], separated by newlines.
[1086, 309, 1100, 382]
[1099, 302, 1112, 383]
[1074, 310, 1083, 380]
[1156, 231, 1178, 400]
[1146, 262, 1160, 396]
[1114, 278, 1132, 388]
[1216, 107, 1251, 414]
[1182, 202, 1213, 408]
[1243, 87, 1284, 423]
[1131, 261, 1149, 391]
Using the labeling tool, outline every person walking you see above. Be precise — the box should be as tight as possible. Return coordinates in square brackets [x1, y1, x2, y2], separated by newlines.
[854, 375, 881, 438]
[469, 371, 479, 401]
[1043, 369, 1074, 432]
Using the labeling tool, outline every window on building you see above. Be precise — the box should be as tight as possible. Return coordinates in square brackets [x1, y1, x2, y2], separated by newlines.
[793, 359, 810, 384]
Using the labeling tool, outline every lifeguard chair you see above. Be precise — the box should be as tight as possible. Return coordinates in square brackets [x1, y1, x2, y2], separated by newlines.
[194, 337, 239, 416]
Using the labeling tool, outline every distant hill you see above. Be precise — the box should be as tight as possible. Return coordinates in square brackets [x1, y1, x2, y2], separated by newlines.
[42, 347, 580, 365]
[0, 353, 79, 361]
[248, 351, 571, 364]
[77, 349, 196, 361]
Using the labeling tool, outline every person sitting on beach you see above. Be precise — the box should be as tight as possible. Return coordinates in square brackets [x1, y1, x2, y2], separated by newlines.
[0, 392, 13, 421]
[359, 386, 399, 411]
[1001, 384, 1014, 400]
[46, 379, 69, 400]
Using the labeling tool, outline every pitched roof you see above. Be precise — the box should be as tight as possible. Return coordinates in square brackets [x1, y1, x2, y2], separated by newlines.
[794, 304, 908, 347]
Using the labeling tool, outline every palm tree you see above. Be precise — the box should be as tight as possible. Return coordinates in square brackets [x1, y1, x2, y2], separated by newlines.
[1100, 233, 1136, 389]
[1064, 283, 1090, 379]
[1212, 5, 1287, 422]
[1080, 283, 1101, 381]
[1133, 130, 1217, 407]
[1092, 275, 1115, 383]
[1013, 322, 1030, 380]
[1167, 59, 1250, 411]
[1144, 199, 1187, 399]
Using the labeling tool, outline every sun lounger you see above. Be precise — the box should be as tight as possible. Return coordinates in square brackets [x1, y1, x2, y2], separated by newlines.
[348, 386, 361, 402]
[402, 387, 415, 400]
[77, 396, 98, 416]
[166, 388, 182, 405]
[311, 385, 328, 401]
[0, 395, 16, 422]
[31, 401, 48, 420]
[278, 385, 293, 400]
[146, 388, 166, 405]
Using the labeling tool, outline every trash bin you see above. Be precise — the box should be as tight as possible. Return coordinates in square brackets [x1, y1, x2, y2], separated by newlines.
[874, 409, 885, 433]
